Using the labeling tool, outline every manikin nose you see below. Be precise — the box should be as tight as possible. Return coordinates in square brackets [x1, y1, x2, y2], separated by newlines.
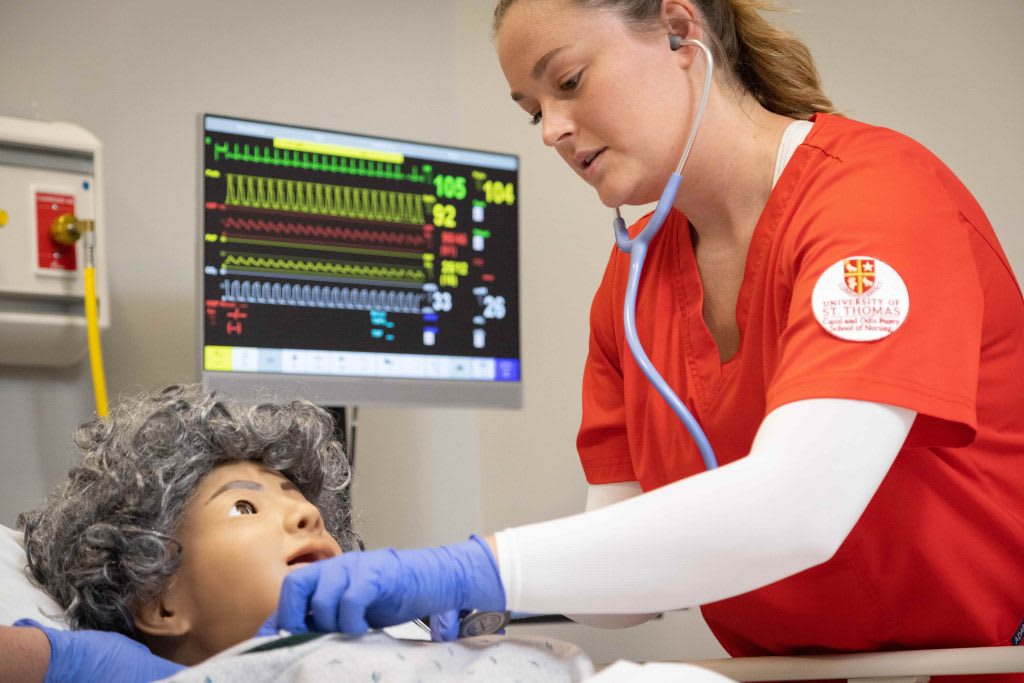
[285, 499, 324, 533]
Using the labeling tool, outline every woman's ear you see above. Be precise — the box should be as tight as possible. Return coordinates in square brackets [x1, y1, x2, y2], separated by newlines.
[663, 0, 706, 64]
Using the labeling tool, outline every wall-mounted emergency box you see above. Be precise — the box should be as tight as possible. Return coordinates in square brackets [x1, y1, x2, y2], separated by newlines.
[0, 116, 109, 367]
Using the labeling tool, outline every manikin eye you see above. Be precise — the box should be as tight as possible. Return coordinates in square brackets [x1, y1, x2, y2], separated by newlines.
[228, 500, 257, 516]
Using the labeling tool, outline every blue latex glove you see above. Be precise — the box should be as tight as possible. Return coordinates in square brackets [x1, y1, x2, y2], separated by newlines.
[429, 610, 460, 642]
[263, 535, 504, 640]
[14, 619, 185, 683]
[257, 610, 463, 641]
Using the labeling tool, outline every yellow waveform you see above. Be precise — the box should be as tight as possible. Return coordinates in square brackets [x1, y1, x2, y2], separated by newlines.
[222, 254, 426, 283]
[272, 138, 404, 164]
[224, 173, 426, 224]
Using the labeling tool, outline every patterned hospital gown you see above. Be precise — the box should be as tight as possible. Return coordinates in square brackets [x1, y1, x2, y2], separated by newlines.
[159, 629, 594, 683]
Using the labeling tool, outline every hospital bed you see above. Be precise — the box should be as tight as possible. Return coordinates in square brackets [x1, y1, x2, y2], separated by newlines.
[5, 524, 1022, 682]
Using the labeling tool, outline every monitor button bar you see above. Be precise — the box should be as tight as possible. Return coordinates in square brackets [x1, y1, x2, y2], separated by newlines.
[208, 346, 518, 382]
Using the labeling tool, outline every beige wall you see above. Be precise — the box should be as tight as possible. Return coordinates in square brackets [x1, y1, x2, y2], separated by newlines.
[0, 0, 483, 535]
[0, 0, 1021, 666]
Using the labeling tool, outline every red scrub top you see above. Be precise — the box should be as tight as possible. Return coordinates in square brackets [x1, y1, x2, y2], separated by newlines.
[577, 114, 1024, 663]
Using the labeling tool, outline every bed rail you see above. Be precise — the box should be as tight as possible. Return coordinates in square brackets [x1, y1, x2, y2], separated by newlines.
[684, 646, 1024, 682]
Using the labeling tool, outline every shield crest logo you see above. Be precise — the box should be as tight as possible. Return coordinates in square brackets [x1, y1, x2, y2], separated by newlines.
[843, 258, 876, 294]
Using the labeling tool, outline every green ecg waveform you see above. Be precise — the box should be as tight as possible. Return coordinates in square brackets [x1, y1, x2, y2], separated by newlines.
[212, 141, 433, 183]
[221, 254, 427, 284]
[224, 173, 427, 225]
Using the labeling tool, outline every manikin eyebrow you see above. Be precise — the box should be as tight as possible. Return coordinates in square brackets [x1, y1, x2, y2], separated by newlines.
[510, 45, 570, 102]
[205, 478, 300, 505]
[205, 480, 263, 505]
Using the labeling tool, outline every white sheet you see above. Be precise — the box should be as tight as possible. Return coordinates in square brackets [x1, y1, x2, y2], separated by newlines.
[0, 524, 65, 628]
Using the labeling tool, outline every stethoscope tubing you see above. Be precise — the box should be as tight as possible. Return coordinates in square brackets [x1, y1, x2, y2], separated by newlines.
[611, 38, 719, 471]
[423, 40, 720, 644]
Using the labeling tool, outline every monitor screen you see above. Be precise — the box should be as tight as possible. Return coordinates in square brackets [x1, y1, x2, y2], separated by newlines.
[199, 114, 521, 408]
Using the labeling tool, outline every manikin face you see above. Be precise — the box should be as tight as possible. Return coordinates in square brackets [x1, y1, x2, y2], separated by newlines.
[496, 0, 697, 208]
[150, 461, 342, 660]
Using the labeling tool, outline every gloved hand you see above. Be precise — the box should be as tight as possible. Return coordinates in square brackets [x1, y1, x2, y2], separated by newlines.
[14, 619, 185, 683]
[429, 610, 460, 642]
[262, 535, 504, 640]
[257, 609, 463, 641]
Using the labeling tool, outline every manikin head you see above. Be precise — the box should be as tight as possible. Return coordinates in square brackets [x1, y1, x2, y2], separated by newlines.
[19, 385, 357, 665]
[493, 0, 834, 206]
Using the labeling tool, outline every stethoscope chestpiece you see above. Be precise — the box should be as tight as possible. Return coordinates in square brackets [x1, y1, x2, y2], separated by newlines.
[458, 609, 511, 638]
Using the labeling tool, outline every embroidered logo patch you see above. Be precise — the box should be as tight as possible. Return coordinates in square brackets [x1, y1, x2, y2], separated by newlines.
[842, 257, 877, 294]
[812, 256, 909, 342]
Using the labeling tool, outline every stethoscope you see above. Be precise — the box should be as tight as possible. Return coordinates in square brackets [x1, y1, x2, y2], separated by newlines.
[613, 35, 719, 471]
[413, 610, 512, 639]
[412, 37, 721, 643]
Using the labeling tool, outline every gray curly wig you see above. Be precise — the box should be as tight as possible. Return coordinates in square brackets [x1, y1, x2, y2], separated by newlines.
[18, 384, 358, 638]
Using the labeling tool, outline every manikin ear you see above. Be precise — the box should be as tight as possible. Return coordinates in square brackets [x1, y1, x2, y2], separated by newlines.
[662, 0, 707, 68]
[133, 593, 192, 638]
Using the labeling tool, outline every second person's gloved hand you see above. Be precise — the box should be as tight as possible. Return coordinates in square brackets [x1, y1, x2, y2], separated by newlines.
[262, 535, 504, 641]
[14, 619, 185, 683]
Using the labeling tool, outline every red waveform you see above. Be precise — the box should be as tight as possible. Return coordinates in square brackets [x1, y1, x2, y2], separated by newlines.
[221, 217, 428, 248]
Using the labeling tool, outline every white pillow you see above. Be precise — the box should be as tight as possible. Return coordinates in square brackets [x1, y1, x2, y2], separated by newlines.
[0, 524, 66, 628]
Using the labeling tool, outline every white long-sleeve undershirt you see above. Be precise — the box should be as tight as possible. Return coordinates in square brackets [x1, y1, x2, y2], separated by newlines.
[494, 398, 916, 618]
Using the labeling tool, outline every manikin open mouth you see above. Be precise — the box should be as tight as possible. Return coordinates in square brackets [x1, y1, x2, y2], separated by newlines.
[582, 149, 605, 169]
[286, 547, 334, 566]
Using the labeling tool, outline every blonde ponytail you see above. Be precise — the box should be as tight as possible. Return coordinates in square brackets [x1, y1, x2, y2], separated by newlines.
[697, 0, 836, 118]
[493, 0, 837, 119]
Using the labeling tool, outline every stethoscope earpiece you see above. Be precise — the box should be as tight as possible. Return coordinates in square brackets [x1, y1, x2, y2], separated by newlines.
[669, 34, 683, 51]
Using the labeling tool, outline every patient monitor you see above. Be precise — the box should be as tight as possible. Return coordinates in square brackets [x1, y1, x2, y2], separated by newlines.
[199, 115, 522, 408]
